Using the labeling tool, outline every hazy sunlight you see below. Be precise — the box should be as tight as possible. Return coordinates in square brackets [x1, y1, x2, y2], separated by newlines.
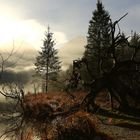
[0, 12, 67, 50]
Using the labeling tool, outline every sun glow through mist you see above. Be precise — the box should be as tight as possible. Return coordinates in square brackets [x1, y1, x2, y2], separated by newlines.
[0, 12, 67, 50]
[0, 4, 69, 72]
[0, 13, 44, 49]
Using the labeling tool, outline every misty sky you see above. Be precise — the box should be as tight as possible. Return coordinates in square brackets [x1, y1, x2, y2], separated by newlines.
[0, 0, 140, 70]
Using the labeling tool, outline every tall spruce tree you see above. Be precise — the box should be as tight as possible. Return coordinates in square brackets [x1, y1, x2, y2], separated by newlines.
[84, 0, 111, 78]
[35, 27, 61, 93]
[129, 32, 140, 61]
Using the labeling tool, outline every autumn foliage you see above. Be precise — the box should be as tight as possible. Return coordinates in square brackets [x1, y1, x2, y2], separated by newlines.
[22, 92, 84, 120]
[21, 92, 113, 140]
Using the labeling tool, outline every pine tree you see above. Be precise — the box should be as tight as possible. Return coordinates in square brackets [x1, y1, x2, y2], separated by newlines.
[129, 32, 140, 61]
[84, 0, 111, 78]
[35, 27, 61, 93]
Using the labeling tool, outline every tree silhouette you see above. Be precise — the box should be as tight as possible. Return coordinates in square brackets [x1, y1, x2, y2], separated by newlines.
[35, 27, 61, 93]
[84, 0, 111, 77]
[130, 31, 140, 61]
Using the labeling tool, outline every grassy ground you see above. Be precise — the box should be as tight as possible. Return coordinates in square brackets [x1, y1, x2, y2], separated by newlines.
[21, 91, 140, 139]
[0, 91, 140, 140]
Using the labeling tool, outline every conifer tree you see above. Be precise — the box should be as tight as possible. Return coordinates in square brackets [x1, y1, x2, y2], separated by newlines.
[84, 0, 111, 77]
[129, 32, 140, 61]
[35, 27, 61, 93]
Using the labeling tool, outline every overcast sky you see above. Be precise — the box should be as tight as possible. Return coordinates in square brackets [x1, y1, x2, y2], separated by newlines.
[0, 0, 140, 70]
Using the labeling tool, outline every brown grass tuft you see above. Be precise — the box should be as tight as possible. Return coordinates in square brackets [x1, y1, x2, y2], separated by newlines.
[22, 91, 86, 120]
[21, 92, 113, 140]
[43, 111, 113, 140]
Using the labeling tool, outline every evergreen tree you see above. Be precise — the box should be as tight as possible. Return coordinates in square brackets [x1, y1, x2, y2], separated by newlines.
[84, 0, 111, 78]
[115, 33, 131, 61]
[129, 31, 140, 61]
[35, 27, 61, 93]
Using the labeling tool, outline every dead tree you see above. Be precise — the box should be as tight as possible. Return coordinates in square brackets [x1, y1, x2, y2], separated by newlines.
[0, 44, 26, 139]
[71, 14, 140, 112]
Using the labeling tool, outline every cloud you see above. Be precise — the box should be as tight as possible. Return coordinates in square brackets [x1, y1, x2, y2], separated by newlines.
[53, 31, 68, 47]
[0, 0, 140, 72]
[58, 36, 86, 70]
[101, 0, 140, 35]
[0, 16, 68, 51]
[5, 36, 86, 72]
[0, 31, 67, 72]
[126, 4, 140, 32]
[0, 42, 37, 72]
[0, 17, 46, 50]
[1, 0, 140, 42]
[0, 0, 95, 40]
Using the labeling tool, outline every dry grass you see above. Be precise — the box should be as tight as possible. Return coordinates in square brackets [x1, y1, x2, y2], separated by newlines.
[21, 91, 114, 140]
[23, 91, 87, 120]
[23, 111, 113, 140]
